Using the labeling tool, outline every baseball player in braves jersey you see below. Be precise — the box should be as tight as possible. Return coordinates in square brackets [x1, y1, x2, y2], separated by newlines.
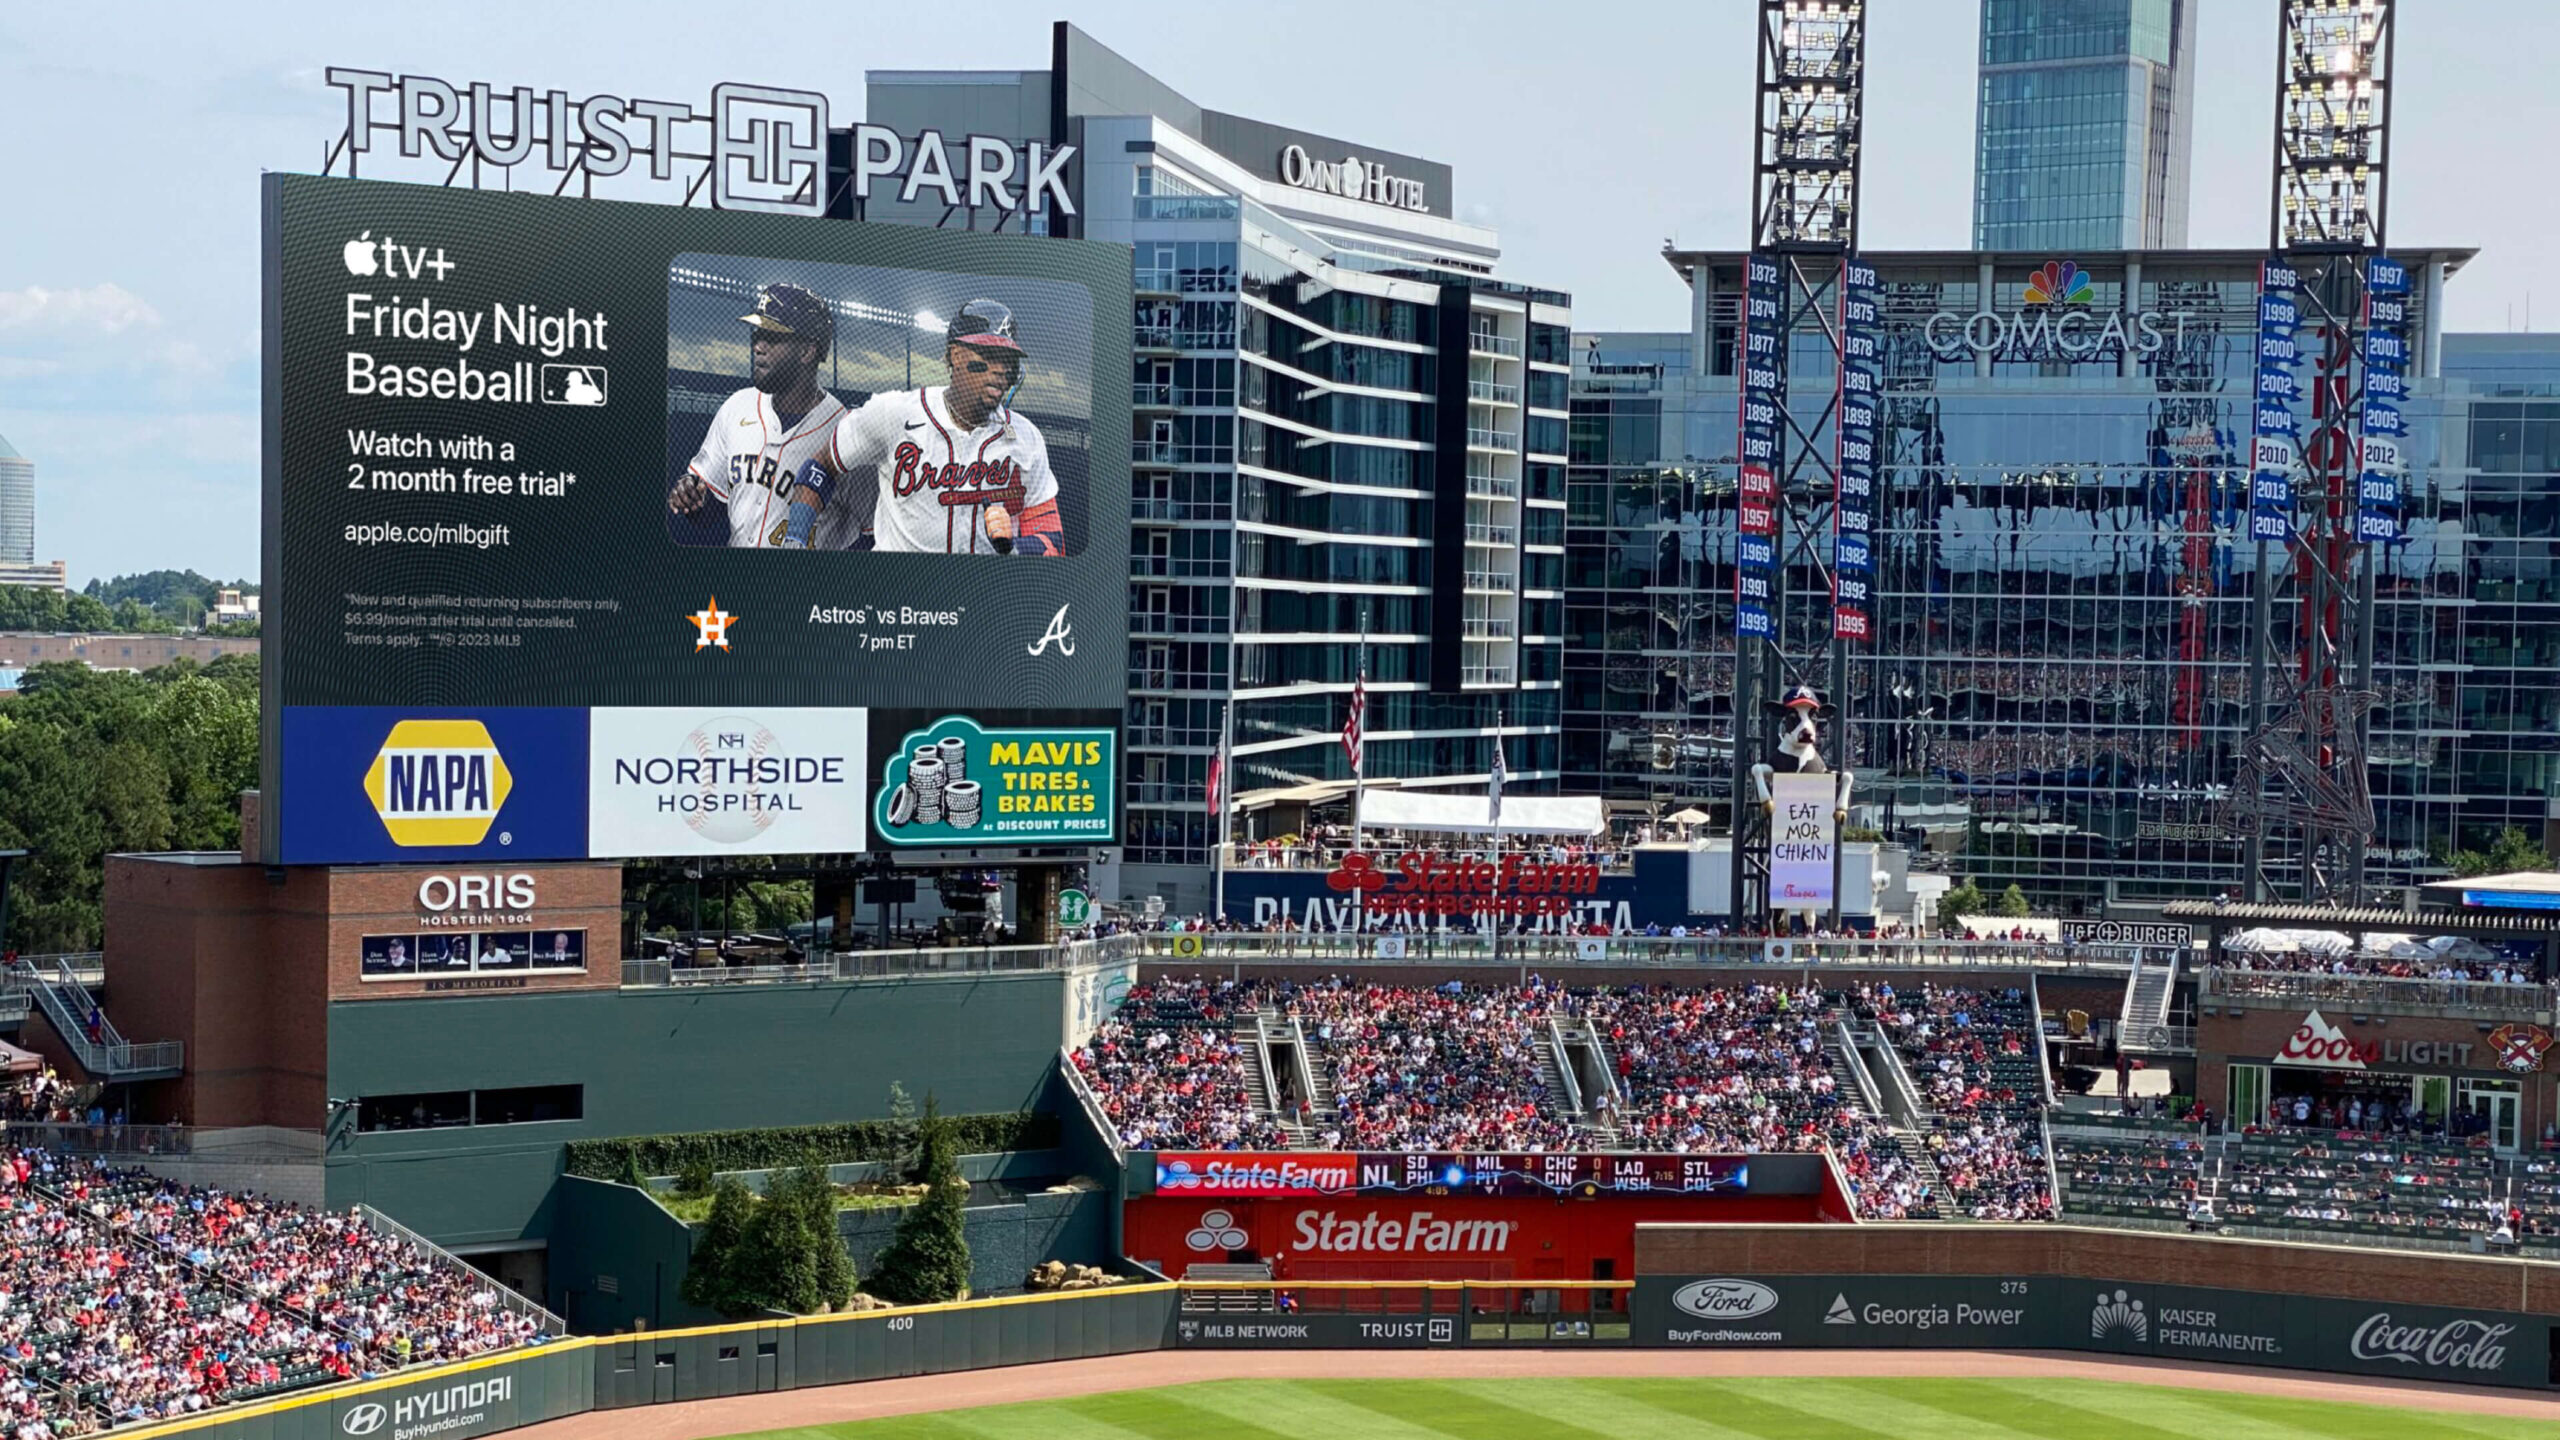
[669, 284, 852, 548]
[782, 300, 1063, 556]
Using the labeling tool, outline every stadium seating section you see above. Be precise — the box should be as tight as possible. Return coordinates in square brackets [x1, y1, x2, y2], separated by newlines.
[1073, 977, 2059, 1222]
[2057, 1127, 2559, 1251]
[0, 1145, 552, 1436]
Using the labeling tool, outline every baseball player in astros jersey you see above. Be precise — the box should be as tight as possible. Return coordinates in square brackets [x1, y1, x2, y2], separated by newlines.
[669, 284, 852, 548]
[781, 300, 1063, 556]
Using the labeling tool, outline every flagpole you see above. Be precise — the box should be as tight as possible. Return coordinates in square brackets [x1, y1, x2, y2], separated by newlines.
[1351, 604, 1369, 854]
[1211, 698, 1232, 925]
[1489, 697, 1505, 967]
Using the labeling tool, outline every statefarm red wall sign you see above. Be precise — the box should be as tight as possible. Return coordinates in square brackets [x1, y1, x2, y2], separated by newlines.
[1327, 851, 1602, 919]
[1124, 1191, 1829, 1281]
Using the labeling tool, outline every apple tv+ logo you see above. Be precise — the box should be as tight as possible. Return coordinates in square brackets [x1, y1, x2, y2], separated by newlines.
[343, 232, 454, 282]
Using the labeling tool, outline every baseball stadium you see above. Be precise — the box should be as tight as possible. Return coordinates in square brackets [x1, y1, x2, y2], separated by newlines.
[2, 5, 2553, 1440]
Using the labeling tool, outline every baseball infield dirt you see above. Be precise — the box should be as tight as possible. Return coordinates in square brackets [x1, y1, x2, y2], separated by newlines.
[521, 1347, 2560, 1439]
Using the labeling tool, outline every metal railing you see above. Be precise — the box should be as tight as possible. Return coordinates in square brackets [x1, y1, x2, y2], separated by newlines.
[361, 1203, 566, 1335]
[0, 1122, 325, 1161]
[1133, 439, 1176, 465]
[1127, 931, 2133, 974]
[1462, 617, 1516, 638]
[1464, 524, 1517, 546]
[1134, 325, 1178, 349]
[1462, 665, 1516, 685]
[12, 957, 181, 1077]
[1463, 569, 1515, 592]
[1469, 331, 1522, 358]
[1468, 380, 1520, 404]
[1057, 1046, 1126, 1165]
[1466, 426, 1511, 450]
[1132, 382, 1175, 407]
[1464, 469, 1519, 497]
[623, 936, 1140, 991]
[2200, 966, 2557, 1015]
[1216, 844, 1633, 873]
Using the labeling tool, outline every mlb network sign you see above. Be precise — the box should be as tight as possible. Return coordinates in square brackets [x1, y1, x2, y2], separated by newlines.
[277, 706, 866, 863]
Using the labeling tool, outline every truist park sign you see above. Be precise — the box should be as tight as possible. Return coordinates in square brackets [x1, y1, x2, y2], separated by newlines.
[324, 69, 1075, 218]
[1924, 260, 2196, 365]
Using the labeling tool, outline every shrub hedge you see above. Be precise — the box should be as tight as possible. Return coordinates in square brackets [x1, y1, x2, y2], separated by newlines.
[564, 1112, 1057, 1181]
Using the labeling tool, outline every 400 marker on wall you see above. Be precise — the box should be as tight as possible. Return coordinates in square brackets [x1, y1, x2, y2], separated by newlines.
[875, 716, 1116, 847]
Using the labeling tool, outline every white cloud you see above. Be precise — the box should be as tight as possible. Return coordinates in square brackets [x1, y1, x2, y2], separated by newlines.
[0, 284, 162, 336]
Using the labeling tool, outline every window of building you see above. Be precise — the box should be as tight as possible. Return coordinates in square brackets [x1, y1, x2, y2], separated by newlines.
[359, 1091, 472, 1133]
[474, 1085, 585, 1126]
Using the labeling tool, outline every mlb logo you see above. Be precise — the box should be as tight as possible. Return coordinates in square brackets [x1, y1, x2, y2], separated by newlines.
[542, 364, 609, 406]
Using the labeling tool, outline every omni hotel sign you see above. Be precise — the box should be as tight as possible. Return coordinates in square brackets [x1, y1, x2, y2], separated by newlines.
[1278, 145, 1428, 213]
[1925, 260, 2198, 365]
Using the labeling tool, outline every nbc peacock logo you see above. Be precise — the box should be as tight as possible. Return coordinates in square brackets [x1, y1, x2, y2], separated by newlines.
[2092, 1288, 2147, 1341]
[2023, 260, 2096, 307]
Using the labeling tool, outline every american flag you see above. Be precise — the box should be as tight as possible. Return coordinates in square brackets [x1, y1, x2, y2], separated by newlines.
[1205, 749, 1224, 814]
[1342, 673, 1366, 775]
[1488, 731, 1506, 828]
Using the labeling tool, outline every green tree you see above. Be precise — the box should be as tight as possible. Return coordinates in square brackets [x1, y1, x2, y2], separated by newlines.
[1995, 883, 2033, 918]
[680, 1177, 756, 1316]
[742, 1170, 823, 1315]
[617, 1148, 647, 1190]
[885, 1082, 920, 1181]
[869, 1098, 971, 1306]
[1938, 880, 1987, 928]
[675, 1159, 715, 1200]
[2449, 827, 2556, 879]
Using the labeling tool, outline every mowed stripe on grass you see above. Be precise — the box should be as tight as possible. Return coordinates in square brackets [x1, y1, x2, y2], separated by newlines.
[710, 1377, 2560, 1440]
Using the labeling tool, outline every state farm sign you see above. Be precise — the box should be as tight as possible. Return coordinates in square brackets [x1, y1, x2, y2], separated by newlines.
[1325, 851, 1601, 919]
[1154, 1153, 1355, 1196]
[1287, 1208, 1517, 1256]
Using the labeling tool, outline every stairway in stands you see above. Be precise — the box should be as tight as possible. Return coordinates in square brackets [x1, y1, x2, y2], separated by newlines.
[1823, 1016, 1944, 1219]
[1554, 1016, 1625, 1146]
[2118, 949, 2181, 1053]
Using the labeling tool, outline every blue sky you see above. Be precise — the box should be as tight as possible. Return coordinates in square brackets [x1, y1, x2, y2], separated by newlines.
[2, 1, 2552, 584]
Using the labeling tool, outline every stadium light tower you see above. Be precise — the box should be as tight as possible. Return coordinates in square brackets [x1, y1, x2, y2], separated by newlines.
[2223, 0, 2397, 906]
[1730, 0, 1868, 929]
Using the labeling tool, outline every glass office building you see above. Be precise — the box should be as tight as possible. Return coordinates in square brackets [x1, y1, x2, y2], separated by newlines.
[870, 26, 1570, 911]
[1570, 247, 2549, 911]
[0, 433, 30, 568]
[1974, 0, 2195, 251]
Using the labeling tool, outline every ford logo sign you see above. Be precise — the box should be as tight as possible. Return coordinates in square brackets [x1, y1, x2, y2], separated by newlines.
[343, 1403, 388, 1436]
[1672, 1279, 1779, 1319]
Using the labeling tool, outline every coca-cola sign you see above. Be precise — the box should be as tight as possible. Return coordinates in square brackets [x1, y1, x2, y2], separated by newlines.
[2348, 1313, 2513, 1372]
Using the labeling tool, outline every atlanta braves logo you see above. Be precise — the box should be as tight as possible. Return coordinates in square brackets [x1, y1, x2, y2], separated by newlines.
[889, 440, 1025, 505]
[2487, 1023, 2554, 1075]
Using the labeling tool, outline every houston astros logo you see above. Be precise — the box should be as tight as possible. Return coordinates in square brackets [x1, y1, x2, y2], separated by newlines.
[689, 597, 738, 651]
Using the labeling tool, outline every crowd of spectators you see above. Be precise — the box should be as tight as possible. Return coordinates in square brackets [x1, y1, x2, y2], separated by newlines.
[2211, 951, 2535, 984]
[1852, 983, 2055, 1220]
[0, 1144, 548, 1436]
[1281, 979, 1576, 1152]
[1070, 980, 1282, 1152]
[1075, 977, 1979, 1220]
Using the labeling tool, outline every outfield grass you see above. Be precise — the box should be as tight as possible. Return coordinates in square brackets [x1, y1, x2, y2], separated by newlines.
[720, 1376, 2557, 1440]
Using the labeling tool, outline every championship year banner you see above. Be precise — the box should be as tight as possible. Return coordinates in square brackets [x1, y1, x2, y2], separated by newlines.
[261, 173, 1131, 862]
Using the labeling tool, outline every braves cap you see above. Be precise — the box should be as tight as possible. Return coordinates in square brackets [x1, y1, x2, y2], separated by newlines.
[740, 284, 835, 351]
[1779, 684, 1822, 710]
[947, 299, 1024, 356]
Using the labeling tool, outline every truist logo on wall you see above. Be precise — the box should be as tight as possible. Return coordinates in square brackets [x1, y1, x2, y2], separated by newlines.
[2349, 1313, 2513, 1372]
